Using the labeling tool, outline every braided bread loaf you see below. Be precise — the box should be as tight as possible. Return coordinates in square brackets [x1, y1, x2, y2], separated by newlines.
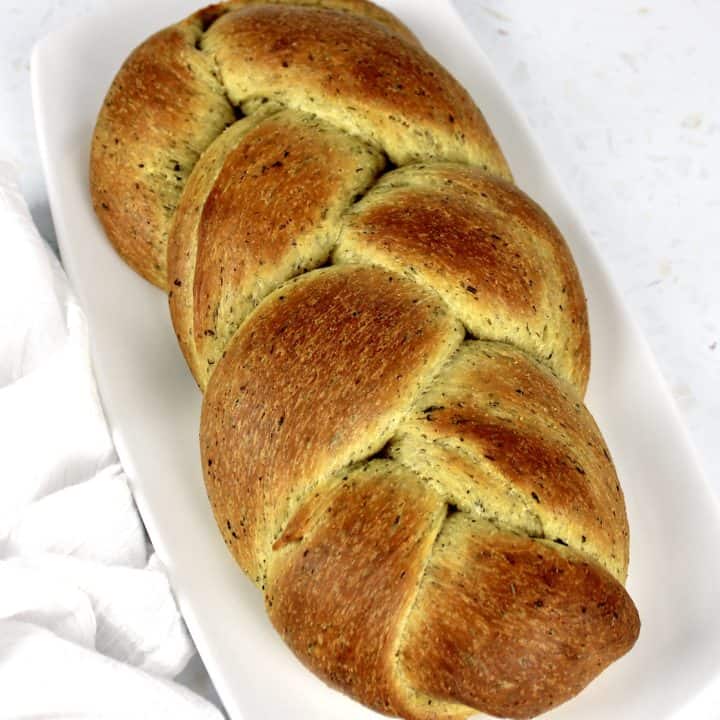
[90, 2, 640, 718]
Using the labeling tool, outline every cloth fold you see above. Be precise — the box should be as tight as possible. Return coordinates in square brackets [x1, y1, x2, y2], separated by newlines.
[0, 159, 223, 718]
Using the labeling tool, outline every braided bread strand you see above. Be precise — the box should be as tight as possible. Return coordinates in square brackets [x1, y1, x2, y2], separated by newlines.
[90, 2, 640, 718]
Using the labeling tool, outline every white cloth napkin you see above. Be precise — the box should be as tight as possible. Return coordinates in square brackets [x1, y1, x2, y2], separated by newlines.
[0, 159, 223, 719]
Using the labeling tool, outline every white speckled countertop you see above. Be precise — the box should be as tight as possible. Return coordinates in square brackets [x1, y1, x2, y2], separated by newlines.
[3, 2, 718, 490]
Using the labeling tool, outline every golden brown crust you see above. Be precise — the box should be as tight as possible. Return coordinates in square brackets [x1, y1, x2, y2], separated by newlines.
[91, 0, 507, 289]
[92, 2, 638, 717]
[337, 164, 589, 393]
[90, 17, 234, 288]
[168, 107, 384, 388]
[267, 460, 446, 716]
[211, 0, 421, 44]
[167, 105, 282, 383]
[390, 341, 628, 581]
[205, 4, 510, 173]
[201, 265, 462, 583]
[399, 515, 640, 719]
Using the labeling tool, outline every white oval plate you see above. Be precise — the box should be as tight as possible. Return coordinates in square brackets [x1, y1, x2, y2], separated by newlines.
[31, 1, 720, 718]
